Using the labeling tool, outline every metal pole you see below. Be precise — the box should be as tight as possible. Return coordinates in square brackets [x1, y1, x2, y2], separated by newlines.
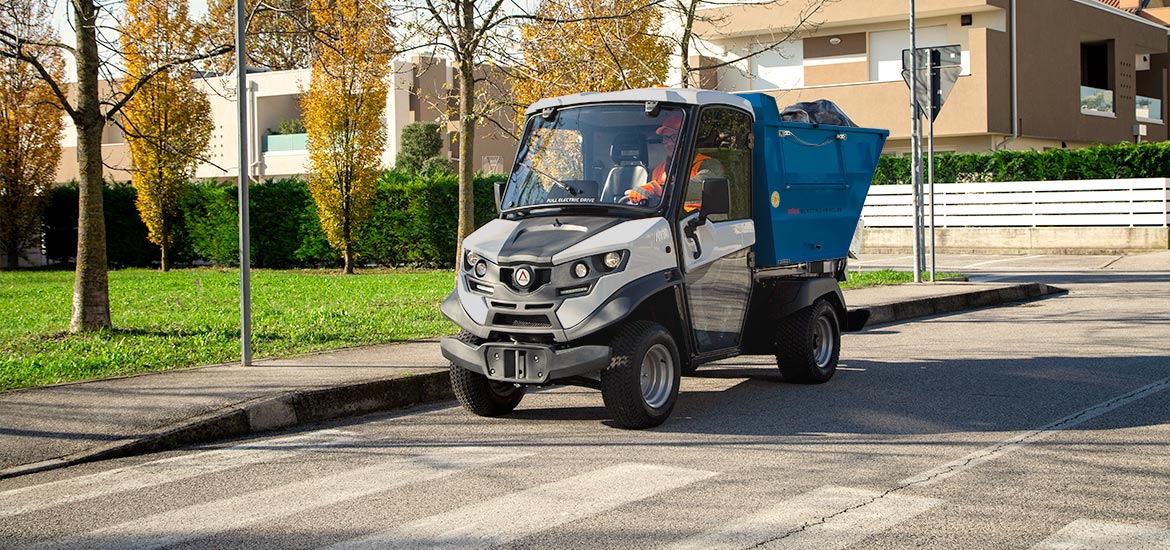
[909, 0, 923, 283]
[928, 72, 936, 283]
[235, 0, 252, 365]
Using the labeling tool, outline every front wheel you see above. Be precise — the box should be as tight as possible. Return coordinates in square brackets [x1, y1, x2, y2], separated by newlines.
[600, 321, 681, 429]
[449, 331, 526, 417]
[775, 299, 841, 384]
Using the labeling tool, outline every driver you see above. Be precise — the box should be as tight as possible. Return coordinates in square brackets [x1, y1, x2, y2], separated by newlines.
[624, 112, 723, 212]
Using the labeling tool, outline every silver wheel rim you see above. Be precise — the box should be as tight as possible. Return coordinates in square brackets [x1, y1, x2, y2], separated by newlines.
[640, 343, 674, 409]
[813, 315, 835, 369]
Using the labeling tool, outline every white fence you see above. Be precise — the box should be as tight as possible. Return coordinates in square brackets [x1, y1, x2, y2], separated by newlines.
[862, 178, 1170, 228]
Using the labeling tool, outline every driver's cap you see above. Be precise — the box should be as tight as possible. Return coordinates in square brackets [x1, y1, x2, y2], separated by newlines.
[655, 113, 683, 136]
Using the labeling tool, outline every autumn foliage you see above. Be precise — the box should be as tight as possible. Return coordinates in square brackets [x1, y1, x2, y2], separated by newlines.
[302, 0, 392, 274]
[513, 0, 671, 125]
[0, 1, 64, 270]
[120, 0, 212, 271]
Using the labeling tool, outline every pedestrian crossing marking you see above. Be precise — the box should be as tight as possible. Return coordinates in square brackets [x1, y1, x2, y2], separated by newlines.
[25, 446, 531, 550]
[670, 486, 941, 550]
[326, 463, 717, 550]
[0, 429, 357, 519]
[1031, 519, 1170, 549]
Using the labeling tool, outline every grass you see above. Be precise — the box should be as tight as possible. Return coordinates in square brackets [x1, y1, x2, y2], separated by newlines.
[1, 267, 956, 391]
[0, 268, 457, 391]
[842, 269, 963, 289]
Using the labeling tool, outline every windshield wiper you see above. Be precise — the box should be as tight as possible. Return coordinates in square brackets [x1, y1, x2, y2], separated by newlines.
[519, 160, 579, 196]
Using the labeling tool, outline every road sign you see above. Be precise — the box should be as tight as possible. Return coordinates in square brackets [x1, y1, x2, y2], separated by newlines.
[901, 45, 961, 122]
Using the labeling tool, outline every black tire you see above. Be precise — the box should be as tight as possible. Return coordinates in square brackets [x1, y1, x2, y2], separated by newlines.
[600, 321, 681, 429]
[775, 299, 840, 384]
[449, 331, 526, 417]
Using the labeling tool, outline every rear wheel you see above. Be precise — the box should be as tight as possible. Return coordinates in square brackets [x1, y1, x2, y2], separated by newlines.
[449, 331, 526, 416]
[600, 321, 681, 429]
[775, 299, 840, 384]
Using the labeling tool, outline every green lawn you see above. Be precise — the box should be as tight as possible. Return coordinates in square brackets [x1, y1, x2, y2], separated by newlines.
[0, 269, 457, 390]
[841, 269, 962, 289]
[1, 267, 956, 391]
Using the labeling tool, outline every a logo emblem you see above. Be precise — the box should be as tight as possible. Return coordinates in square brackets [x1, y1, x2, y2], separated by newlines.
[771, 191, 780, 209]
[514, 267, 532, 288]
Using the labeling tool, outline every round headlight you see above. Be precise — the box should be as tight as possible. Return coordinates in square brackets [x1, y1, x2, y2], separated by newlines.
[573, 262, 589, 278]
[603, 252, 622, 269]
[465, 251, 480, 269]
[474, 261, 488, 278]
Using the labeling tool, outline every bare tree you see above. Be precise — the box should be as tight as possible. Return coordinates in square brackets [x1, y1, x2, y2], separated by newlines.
[395, 1, 664, 259]
[663, 0, 833, 88]
[0, 0, 229, 331]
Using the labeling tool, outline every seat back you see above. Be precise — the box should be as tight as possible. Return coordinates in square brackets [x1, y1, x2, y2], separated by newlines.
[601, 133, 648, 202]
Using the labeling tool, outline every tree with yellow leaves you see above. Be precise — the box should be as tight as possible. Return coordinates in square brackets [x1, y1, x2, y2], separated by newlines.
[514, 0, 670, 125]
[120, 0, 212, 272]
[0, 0, 64, 270]
[302, 0, 391, 274]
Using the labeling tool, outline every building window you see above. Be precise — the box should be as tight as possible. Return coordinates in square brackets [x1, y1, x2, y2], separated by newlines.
[751, 40, 804, 90]
[1079, 41, 1114, 116]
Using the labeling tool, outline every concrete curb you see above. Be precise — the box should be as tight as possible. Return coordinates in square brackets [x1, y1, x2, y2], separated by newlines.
[0, 282, 1066, 479]
[862, 282, 1067, 326]
[0, 370, 450, 480]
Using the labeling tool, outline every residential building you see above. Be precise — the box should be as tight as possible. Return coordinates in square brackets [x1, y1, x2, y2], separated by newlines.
[53, 57, 519, 184]
[689, 0, 1169, 154]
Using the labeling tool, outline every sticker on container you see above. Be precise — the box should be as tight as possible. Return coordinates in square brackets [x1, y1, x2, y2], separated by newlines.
[770, 191, 780, 209]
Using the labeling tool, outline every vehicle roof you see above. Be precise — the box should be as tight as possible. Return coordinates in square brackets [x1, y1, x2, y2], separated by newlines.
[525, 88, 755, 118]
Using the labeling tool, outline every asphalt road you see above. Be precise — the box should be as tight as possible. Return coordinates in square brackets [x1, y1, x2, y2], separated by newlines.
[2, 254, 1168, 549]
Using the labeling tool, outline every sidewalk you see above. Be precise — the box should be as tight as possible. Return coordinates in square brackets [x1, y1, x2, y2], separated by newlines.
[0, 281, 1063, 479]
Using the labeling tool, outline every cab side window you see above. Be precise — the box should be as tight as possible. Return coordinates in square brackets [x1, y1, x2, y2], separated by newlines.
[683, 108, 753, 221]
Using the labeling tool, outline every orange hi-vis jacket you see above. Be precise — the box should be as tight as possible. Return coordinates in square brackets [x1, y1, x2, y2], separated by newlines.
[627, 153, 712, 211]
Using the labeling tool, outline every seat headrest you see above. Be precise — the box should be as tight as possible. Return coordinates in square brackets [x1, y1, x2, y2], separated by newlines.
[610, 134, 644, 164]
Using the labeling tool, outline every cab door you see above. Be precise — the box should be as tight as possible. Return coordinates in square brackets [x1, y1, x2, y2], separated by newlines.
[677, 107, 755, 354]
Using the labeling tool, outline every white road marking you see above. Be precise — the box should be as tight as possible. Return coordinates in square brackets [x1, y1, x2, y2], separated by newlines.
[1030, 519, 1170, 549]
[0, 429, 357, 519]
[28, 446, 531, 550]
[900, 376, 1170, 487]
[669, 486, 940, 550]
[327, 463, 717, 550]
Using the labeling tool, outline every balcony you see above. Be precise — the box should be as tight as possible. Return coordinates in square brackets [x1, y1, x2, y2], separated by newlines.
[263, 133, 308, 153]
[1136, 95, 1163, 123]
[1080, 86, 1114, 117]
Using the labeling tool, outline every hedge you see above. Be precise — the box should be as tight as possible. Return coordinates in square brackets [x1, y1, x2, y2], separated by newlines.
[41, 171, 504, 269]
[873, 141, 1170, 184]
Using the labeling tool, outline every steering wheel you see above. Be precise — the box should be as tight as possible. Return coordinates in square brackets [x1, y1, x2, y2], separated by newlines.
[618, 192, 646, 206]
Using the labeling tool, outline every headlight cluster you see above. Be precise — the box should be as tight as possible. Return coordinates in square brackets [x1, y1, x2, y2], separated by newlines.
[464, 249, 488, 278]
[570, 250, 626, 279]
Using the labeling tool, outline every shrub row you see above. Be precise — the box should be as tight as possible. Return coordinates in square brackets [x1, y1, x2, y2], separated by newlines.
[872, 142, 1170, 184]
[43, 171, 505, 269]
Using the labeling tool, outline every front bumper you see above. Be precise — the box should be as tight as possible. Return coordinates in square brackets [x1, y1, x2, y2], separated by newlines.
[440, 338, 611, 384]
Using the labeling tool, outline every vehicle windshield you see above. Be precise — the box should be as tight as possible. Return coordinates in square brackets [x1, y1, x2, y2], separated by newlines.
[501, 104, 685, 214]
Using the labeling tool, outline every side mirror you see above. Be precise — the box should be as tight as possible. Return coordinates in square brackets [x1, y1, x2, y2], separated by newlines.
[698, 178, 729, 223]
[494, 181, 505, 214]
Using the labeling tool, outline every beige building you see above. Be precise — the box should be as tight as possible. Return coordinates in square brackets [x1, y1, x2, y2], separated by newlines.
[53, 57, 519, 184]
[691, 0, 1169, 154]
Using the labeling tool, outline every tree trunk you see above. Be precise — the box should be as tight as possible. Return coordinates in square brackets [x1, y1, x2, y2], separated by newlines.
[456, 59, 476, 263]
[5, 250, 18, 271]
[69, 0, 112, 332]
[343, 245, 354, 274]
[160, 243, 170, 272]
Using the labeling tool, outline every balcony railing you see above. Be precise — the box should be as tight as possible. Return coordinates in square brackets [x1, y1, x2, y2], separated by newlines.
[1080, 86, 1114, 116]
[263, 133, 308, 153]
[1136, 95, 1163, 123]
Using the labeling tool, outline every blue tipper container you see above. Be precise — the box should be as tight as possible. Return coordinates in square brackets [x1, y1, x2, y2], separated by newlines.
[738, 93, 889, 268]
